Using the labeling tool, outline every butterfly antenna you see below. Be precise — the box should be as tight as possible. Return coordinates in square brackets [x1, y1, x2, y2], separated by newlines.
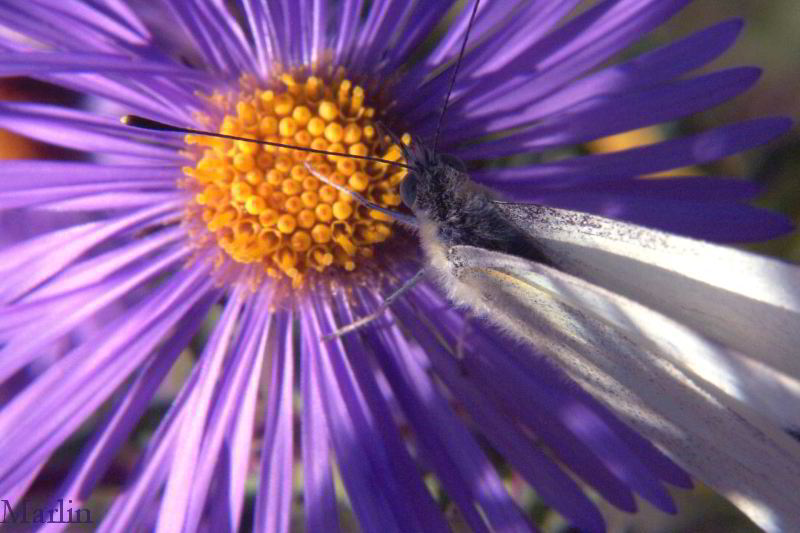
[121, 114, 412, 170]
[433, 0, 480, 152]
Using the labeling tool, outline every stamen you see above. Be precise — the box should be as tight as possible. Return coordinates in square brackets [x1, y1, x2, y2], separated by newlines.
[178, 74, 412, 288]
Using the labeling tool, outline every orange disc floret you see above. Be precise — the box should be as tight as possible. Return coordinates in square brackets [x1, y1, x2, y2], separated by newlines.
[183, 73, 409, 288]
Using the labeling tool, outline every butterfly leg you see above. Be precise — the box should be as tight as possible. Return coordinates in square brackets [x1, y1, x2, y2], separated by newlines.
[323, 269, 426, 341]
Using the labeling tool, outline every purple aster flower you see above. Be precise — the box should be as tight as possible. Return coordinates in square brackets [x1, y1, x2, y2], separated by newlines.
[0, 1, 798, 532]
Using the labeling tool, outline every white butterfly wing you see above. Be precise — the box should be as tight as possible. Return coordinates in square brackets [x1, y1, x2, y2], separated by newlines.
[495, 203, 800, 420]
[449, 244, 800, 533]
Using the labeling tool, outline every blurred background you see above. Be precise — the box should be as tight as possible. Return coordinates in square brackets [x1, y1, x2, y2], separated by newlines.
[657, 0, 800, 266]
[0, 1, 797, 531]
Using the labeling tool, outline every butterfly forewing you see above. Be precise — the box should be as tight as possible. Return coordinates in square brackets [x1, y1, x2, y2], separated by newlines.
[493, 202, 800, 378]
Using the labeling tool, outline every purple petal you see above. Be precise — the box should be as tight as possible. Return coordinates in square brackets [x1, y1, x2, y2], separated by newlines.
[190, 1, 256, 74]
[278, 0, 304, 66]
[455, 68, 762, 157]
[36, 226, 183, 298]
[181, 296, 272, 533]
[381, 2, 452, 71]
[0, 51, 210, 79]
[0, 200, 182, 304]
[43, 293, 215, 521]
[308, 0, 326, 64]
[0, 265, 210, 436]
[348, 285, 581, 530]
[333, 0, 363, 67]
[404, 0, 519, 80]
[96, 0, 151, 40]
[391, 0, 531, 114]
[348, 300, 532, 532]
[44, 72, 206, 125]
[0, 267, 215, 497]
[0, 161, 178, 189]
[402, 282, 672, 513]
[1, 183, 174, 209]
[240, 0, 280, 74]
[330, 292, 451, 533]
[351, 0, 415, 72]
[4, 466, 43, 513]
[0, 227, 185, 335]
[471, 118, 792, 184]
[466, 0, 692, 111]
[490, 176, 762, 200]
[303, 298, 409, 532]
[227, 298, 273, 529]
[461, 0, 585, 79]
[397, 0, 580, 123]
[300, 314, 340, 533]
[255, 310, 294, 533]
[532, 192, 793, 242]
[437, 18, 745, 139]
[0, 2, 139, 52]
[156, 1, 238, 75]
[155, 286, 246, 533]
[0, 102, 185, 160]
[30, 191, 179, 212]
[403, 0, 692, 127]
[50, 0, 148, 43]
[407, 310, 607, 531]
[98, 353, 206, 533]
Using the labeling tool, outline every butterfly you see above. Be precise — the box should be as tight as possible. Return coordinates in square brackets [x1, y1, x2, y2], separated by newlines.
[123, 1, 800, 530]
[302, 107, 800, 533]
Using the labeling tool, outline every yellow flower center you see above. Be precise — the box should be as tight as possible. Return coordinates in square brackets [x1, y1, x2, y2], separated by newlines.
[181, 73, 409, 288]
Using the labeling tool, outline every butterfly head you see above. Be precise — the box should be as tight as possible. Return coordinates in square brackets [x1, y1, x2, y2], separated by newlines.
[400, 142, 467, 216]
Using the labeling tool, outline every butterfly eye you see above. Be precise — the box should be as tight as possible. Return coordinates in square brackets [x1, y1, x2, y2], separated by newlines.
[400, 173, 418, 208]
